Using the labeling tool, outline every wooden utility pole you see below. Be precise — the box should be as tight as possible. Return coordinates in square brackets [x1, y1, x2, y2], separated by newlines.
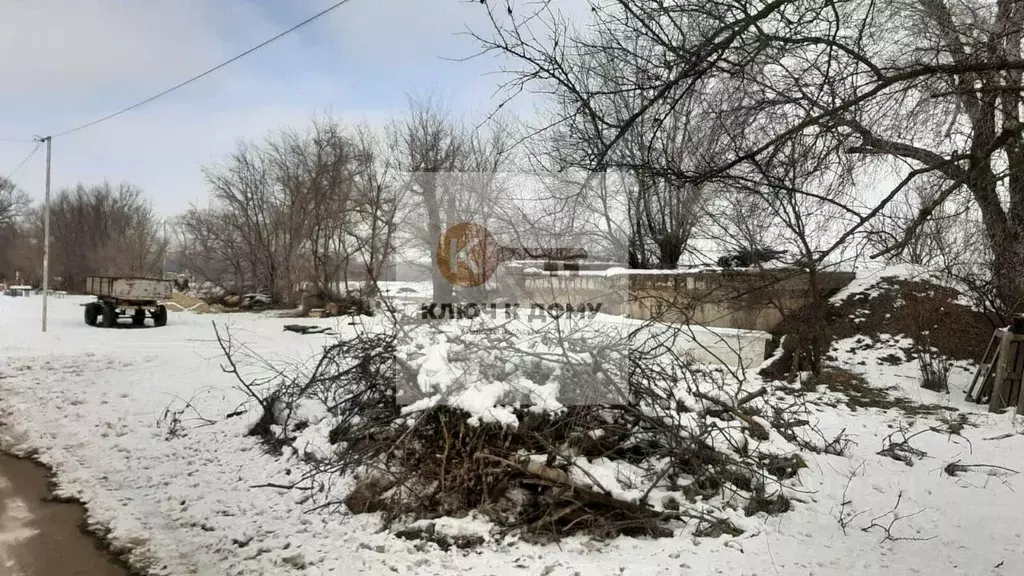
[163, 219, 168, 279]
[39, 135, 52, 332]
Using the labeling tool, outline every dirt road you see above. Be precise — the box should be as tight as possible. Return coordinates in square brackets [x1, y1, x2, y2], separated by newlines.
[0, 453, 128, 576]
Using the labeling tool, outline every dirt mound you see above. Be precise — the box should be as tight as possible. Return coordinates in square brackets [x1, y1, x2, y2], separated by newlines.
[763, 272, 998, 380]
[166, 291, 286, 315]
[164, 292, 214, 314]
[829, 277, 997, 361]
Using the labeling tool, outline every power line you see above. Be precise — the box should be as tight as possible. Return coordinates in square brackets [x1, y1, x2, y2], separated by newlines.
[1, 142, 42, 185]
[47, 0, 355, 139]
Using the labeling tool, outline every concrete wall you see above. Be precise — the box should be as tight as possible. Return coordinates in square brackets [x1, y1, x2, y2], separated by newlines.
[494, 268, 855, 333]
[603, 315, 774, 369]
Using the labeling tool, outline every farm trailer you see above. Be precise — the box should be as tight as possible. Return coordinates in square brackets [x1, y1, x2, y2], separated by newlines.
[83, 276, 172, 328]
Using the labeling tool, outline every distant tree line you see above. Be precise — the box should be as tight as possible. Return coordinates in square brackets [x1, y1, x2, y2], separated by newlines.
[175, 118, 395, 304]
[1, 100, 512, 307]
[1, 180, 163, 290]
[172, 102, 511, 307]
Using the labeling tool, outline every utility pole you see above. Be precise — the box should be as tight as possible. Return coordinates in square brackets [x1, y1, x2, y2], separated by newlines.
[39, 136, 52, 332]
[163, 219, 168, 279]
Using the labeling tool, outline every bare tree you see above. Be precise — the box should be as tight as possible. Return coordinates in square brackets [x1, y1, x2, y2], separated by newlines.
[475, 0, 1024, 312]
[741, 133, 857, 372]
[269, 118, 368, 298]
[866, 180, 976, 271]
[389, 98, 465, 303]
[388, 97, 513, 302]
[701, 191, 785, 265]
[349, 125, 402, 290]
[513, 22, 740, 269]
[0, 177, 29, 229]
[180, 117, 404, 306]
[175, 206, 249, 292]
[35, 182, 162, 290]
[0, 177, 33, 282]
[200, 141, 293, 300]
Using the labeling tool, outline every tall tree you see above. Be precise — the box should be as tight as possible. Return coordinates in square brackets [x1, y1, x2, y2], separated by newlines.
[43, 182, 162, 290]
[477, 0, 1024, 311]
[389, 98, 464, 303]
[388, 97, 512, 302]
[0, 177, 32, 282]
[180, 117, 400, 304]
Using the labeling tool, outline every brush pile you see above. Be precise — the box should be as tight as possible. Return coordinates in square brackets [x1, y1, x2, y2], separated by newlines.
[231, 308, 827, 543]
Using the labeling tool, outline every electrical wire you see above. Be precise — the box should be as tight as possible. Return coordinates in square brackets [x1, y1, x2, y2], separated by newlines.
[1, 142, 42, 186]
[46, 0, 355, 139]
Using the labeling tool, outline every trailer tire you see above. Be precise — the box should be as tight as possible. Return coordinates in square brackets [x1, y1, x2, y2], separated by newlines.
[84, 303, 99, 326]
[153, 305, 168, 327]
[132, 308, 146, 327]
[101, 302, 117, 328]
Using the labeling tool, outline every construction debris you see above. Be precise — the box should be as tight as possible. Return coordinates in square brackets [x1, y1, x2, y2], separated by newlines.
[282, 324, 331, 335]
[966, 315, 1024, 415]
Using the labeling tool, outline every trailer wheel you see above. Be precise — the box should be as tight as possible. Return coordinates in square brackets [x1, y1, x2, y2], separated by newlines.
[84, 303, 99, 326]
[132, 308, 146, 327]
[101, 302, 117, 328]
[153, 305, 168, 327]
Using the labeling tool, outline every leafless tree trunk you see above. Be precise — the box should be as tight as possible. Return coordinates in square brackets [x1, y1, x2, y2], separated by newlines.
[388, 98, 464, 303]
[741, 133, 856, 373]
[350, 125, 401, 290]
[388, 97, 512, 302]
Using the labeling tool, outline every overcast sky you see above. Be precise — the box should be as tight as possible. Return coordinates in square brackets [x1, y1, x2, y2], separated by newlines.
[0, 0, 573, 216]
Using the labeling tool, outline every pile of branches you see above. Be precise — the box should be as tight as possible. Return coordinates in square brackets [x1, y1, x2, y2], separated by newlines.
[220, 312, 819, 543]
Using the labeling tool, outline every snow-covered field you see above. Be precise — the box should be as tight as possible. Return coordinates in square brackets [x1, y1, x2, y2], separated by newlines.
[1, 294, 1023, 575]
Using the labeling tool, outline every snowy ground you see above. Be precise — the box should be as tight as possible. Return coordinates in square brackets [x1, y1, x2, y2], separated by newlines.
[1, 295, 1023, 575]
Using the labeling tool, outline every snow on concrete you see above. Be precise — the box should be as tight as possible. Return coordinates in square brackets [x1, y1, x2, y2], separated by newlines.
[596, 313, 772, 369]
[1, 295, 1023, 575]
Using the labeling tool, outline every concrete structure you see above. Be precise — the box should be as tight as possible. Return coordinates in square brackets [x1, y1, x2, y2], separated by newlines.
[596, 314, 774, 369]
[495, 267, 855, 333]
